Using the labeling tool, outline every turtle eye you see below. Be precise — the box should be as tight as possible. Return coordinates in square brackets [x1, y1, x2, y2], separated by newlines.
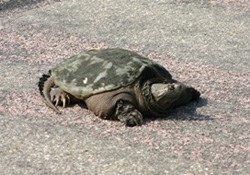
[168, 84, 175, 90]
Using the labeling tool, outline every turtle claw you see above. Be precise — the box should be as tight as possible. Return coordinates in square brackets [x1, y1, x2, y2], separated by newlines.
[50, 87, 70, 107]
[62, 96, 70, 108]
[125, 110, 143, 127]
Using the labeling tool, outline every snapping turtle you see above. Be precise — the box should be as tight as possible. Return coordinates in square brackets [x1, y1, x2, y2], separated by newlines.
[38, 48, 200, 126]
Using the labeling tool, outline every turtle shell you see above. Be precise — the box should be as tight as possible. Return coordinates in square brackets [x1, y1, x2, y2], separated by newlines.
[51, 48, 172, 98]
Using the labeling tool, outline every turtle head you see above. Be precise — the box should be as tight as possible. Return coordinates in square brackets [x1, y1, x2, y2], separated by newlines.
[151, 82, 200, 109]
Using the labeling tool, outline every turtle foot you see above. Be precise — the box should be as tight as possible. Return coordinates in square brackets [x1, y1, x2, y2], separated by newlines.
[50, 87, 70, 108]
[115, 100, 143, 127]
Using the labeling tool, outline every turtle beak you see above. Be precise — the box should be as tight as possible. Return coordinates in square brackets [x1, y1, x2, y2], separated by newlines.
[185, 86, 200, 101]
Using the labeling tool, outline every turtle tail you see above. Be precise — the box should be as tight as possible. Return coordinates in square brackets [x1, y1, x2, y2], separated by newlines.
[38, 70, 61, 114]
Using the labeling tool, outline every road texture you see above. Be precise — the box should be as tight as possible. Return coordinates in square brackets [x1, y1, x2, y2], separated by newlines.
[0, 0, 249, 174]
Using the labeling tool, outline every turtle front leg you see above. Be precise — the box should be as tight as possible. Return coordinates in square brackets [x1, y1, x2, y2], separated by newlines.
[115, 100, 143, 127]
[50, 86, 70, 108]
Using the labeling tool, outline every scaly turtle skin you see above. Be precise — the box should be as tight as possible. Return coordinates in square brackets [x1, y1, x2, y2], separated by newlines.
[38, 48, 200, 126]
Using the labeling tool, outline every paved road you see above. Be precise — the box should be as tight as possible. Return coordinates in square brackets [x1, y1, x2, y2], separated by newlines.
[0, 0, 249, 174]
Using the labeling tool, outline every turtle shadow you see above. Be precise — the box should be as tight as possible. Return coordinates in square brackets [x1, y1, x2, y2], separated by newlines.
[145, 97, 211, 123]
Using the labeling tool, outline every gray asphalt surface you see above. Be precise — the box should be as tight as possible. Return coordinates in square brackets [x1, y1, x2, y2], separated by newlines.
[0, 0, 249, 174]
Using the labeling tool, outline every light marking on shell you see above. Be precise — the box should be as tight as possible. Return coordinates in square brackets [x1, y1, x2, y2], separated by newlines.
[104, 62, 113, 69]
[83, 77, 88, 84]
[89, 56, 103, 65]
[94, 70, 107, 83]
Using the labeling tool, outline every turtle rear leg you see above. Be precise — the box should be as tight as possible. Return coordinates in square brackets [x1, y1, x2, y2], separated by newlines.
[38, 72, 71, 113]
[115, 100, 143, 127]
